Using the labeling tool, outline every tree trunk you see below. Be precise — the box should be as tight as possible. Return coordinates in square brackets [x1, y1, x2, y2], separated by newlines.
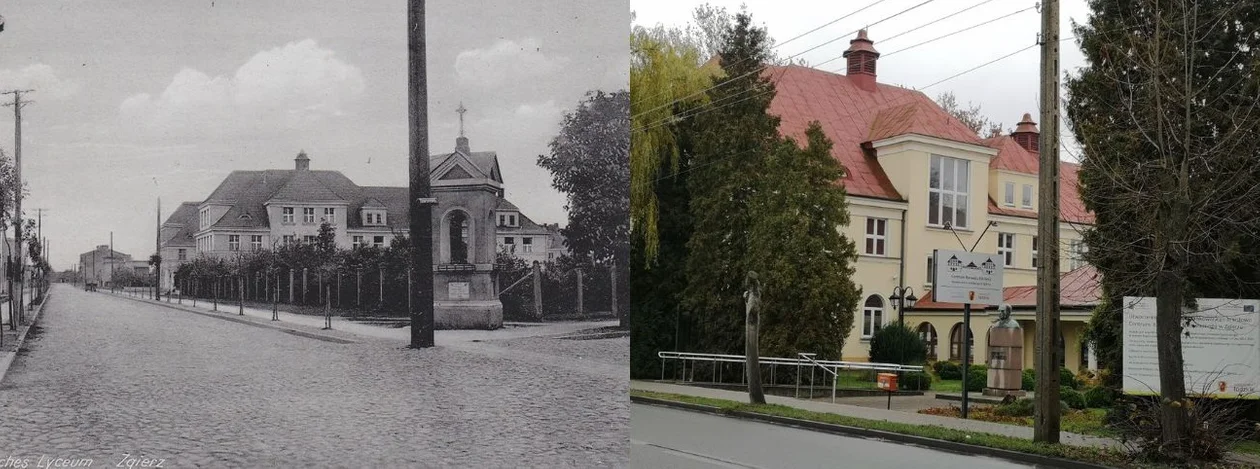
[746, 312, 765, 405]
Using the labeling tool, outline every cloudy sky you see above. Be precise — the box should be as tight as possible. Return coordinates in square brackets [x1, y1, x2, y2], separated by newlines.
[632, 0, 1092, 158]
[1, 0, 629, 270]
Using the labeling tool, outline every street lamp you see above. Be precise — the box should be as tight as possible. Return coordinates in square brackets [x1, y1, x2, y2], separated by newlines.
[888, 286, 917, 325]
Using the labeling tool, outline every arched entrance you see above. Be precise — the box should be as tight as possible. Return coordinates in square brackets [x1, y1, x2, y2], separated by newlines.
[949, 322, 973, 361]
[917, 322, 938, 361]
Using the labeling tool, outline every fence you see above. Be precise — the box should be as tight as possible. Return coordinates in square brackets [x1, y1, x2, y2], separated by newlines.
[656, 351, 925, 403]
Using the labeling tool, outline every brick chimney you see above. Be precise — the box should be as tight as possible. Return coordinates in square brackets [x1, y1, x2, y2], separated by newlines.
[1011, 113, 1039, 153]
[843, 29, 880, 92]
[295, 150, 310, 170]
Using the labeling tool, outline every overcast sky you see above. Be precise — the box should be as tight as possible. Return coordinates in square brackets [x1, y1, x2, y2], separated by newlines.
[0, 0, 629, 270]
[632, 0, 1091, 159]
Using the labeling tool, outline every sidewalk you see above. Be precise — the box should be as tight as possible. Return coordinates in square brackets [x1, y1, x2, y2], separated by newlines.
[631, 380, 1119, 448]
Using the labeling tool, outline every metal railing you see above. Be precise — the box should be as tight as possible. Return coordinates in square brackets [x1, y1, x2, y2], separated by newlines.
[657, 351, 924, 403]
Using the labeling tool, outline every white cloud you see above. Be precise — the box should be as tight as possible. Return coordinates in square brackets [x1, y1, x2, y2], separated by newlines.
[120, 39, 365, 140]
[0, 64, 80, 99]
[454, 38, 571, 89]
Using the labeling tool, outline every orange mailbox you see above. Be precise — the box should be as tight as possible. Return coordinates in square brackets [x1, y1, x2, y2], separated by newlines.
[876, 373, 898, 392]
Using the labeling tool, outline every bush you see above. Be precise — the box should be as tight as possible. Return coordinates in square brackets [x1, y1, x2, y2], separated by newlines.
[994, 397, 1036, 417]
[868, 322, 927, 365]
[931, 361, 946, 376]
[937, 361, 962, 380]
[900, 371, 932, 391]
[1021, 369, 1036, 391]
[1060, 368, 1079, 389]
[1111, 396, 1254, 462]
[966, 367, 987, 392]
[1060, 386, 1086, 410]
[1083, 386, 1116, 408]
[969, 364, 988, 375]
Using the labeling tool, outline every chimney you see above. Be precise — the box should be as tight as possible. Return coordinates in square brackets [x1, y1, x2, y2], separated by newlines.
[1011, 113, 1039, 153]
[843, 29, 880, 92]
[295, 150, 310, 170]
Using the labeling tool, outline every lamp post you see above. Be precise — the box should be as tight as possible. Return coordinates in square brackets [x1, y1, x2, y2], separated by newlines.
[888, 286, 918, 325]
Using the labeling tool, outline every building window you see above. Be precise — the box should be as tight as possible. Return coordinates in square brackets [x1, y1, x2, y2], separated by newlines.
[322, 207, 335, 223]
[997, 233, 1014, 267]
[177, 249, 187, 261]
[918, 322, 938, 361]
[352, 236, 364, 248]
[1069, 240, 1087, 270]
[509, 214, 517, 226]
[504, 237, 515, 254]
[228, 235, 241, 251]
[200, 208, 210, 229]
[1032, 236, 1039, 268]
[926, 256, 934, 284]
[282, 207, 295, 224]
[250, 235, 263, 250]
[373, 236, 385, 248]
[1022, 184, 1033, 208]
[928, 154, 970, 229]
[303, 207, 316, 224]
[862, 295, 884, 338]
[498, 214, 507, 226]
[864, 218, 887, 256]
[282, 235, 295, 245]
[522, 237, 533, 253]
[363, 211, 384, 226]
[448, 211, 470, 264]
[949, 323, 974, 361]
[1004, 182, 1015, 206]
[302, 235, 316, 243]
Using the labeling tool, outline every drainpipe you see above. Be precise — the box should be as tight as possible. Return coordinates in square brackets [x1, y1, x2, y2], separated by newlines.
[898, 208, 907, 325]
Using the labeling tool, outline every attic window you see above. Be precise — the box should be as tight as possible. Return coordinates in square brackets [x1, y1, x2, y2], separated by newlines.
[239, 211, 253, 220]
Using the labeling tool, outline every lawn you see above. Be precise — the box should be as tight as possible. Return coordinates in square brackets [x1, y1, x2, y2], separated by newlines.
[632, 389, 1134, 467]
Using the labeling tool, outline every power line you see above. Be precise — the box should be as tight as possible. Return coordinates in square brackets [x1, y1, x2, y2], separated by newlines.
[880, 4, 1036, 59]
[876, 0, 998, 45]
[632, 0, 940, 123]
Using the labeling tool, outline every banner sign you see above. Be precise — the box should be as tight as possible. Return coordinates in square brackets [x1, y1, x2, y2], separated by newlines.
[1122, 297, 1260, 399]
[932, 249, 1004, 304]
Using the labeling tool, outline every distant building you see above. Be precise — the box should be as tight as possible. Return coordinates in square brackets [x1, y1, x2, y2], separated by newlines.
[78, 245, 147, 286]
[158, 121, 564, 329]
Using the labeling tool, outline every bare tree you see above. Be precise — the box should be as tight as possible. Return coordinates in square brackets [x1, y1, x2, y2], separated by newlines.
[935, 91, 1004, 138]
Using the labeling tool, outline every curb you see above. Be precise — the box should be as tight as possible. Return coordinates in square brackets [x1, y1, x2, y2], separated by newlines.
[630, 395, 1117, 469]
[0, 290, 54, 385]
[105, 292, 357, 344]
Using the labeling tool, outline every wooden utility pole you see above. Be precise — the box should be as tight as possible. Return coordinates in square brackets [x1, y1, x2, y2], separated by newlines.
[408, 0, 436, 348]
[532, 261, 543, 320]
[155, 199, 162, 301]
[4, 89, 33, 322]
[1034, 0, 1063, 444]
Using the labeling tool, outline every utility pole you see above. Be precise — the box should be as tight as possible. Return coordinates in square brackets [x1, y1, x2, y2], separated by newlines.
[110, 231, 115, 293]
[4, 89, 33, 322]
[1034, 0, 1062, 444]
[408, 0, 436, 348]
[155, 199, 161, 301]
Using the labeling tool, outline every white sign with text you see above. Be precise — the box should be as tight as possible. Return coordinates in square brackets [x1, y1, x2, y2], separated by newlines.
[932, 249, 1004, 304]
[1122, 297, 1260, 399]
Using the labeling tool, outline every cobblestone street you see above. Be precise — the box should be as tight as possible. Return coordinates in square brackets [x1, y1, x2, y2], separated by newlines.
[0, 286, 629, 468]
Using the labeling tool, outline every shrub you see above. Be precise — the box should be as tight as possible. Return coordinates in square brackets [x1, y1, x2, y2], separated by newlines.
[931, 361, 946, 376]
[868, 322, 928, 365]
[937, 361, 962, 380]
[900, 371, 932, 391]
[1060, 368, 1079, 389]
[1111, 396, 1254, 463]
[1060, 386, 1086, 410]
[966, 367, 987, 392]
[1021, 369, 1036, 391]
[994, 397, 1036, 417]
[969, 364, 988, 375]
[1083, 386, 1116, 408]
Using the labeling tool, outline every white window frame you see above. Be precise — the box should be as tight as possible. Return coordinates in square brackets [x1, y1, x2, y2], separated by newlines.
[282, 235, 295, 245]
[302, 207, 316, 224]
[928, 154, 970, 229]
[352, 235, 364, 248]
[998, 233, 1015, 267]
[303, 235, 317, 244]
[864, 218, 887, 256]
[522, 237, 533, 253]
[1004, 182, 1015, 207]
[322, 207, 336, 224]
[1069, 240, 1087, 270]
[177, 249, 187, 261]
[1032, 236, 1039, 268]
[862, 295, 884, 338]
[1022, 184, 1033, 208]
[250, 235, 263, 250]
[373, 235, 385, 248]
[509, 214, 518, 227]
[282, 207, 295, 224]
[228, 235, 241, 251]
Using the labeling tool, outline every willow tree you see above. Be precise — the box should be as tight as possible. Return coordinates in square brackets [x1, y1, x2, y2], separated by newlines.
[1066, 0, 1260, 460]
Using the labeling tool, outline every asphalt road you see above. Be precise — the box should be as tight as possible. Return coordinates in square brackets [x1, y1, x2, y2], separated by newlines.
[630, 403, 1039, 469]
[0, 286, 628, 468]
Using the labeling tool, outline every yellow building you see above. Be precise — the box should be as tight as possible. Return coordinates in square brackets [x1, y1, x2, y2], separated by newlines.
[766, 30, 1098, 371]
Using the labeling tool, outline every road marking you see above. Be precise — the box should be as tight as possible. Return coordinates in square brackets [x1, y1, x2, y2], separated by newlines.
[630, 439, 763, 468]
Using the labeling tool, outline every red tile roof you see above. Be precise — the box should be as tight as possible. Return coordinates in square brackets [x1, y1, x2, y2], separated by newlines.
[765, 63, 1094, 225]
[914, 264, 1101, 310]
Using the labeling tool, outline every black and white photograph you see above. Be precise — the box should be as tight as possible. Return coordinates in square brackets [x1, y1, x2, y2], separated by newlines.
[0, 1, 629, 467]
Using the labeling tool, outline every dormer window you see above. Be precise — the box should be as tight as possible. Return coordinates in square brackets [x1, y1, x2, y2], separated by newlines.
[362, 210, 386, 226]
[200, 208, 210, 229]
[497, 212, 519, 227]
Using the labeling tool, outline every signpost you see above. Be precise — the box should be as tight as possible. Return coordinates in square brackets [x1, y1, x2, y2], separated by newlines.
[1123, 297, 1260, 398]
[933, 249, 1004, 418]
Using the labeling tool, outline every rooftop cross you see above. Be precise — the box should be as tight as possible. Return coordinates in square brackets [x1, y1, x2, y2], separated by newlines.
[456, 102, 467, 138]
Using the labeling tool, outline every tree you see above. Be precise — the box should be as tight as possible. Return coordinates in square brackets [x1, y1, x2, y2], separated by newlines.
[538, 90, 630, 326]
[1065, 0, 1260, 460]
[935, 92, 1004, 137]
